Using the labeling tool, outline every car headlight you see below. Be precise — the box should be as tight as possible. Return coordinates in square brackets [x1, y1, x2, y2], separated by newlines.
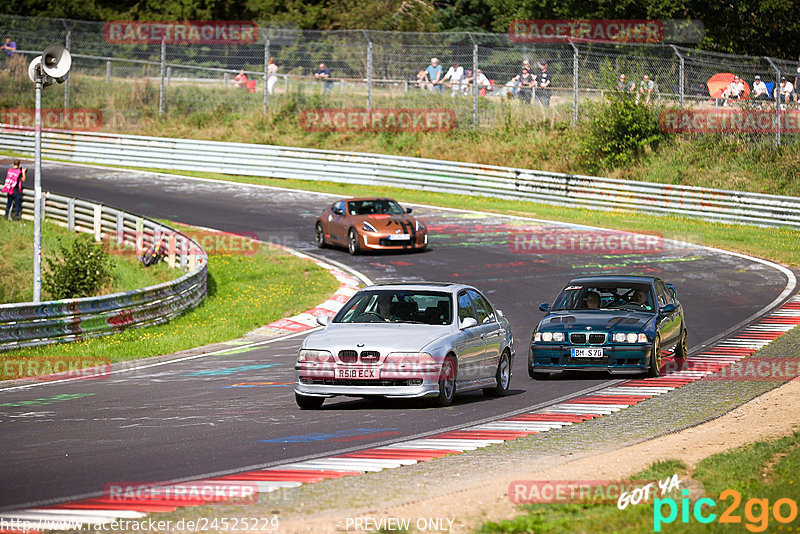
[613, 333, 649, 343]
[552, 332, 565, 342]
[362, 221, 378, 232]
[384, 352, 435, 364]
[534, 332, 541, 342]
[534, 331, 563, 342]
[297, 349, 333, 363]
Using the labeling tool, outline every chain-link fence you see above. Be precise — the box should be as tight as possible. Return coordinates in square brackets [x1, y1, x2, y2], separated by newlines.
[0, 15, 798, 143]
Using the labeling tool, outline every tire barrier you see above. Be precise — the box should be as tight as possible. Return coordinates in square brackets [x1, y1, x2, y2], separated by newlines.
[0, 190, 207, 352]
[1, 126, 799, 228]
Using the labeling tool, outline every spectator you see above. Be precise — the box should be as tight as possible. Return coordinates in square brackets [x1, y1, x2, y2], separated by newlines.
[720, 75, 744, 105]
[314, 63, 333, 95]
[503, 75, 520, 98]
[462, 68, 473, 94]
[1, 37, 16, 59]
[536, 61, 551, 106]
[267, 58, 278, 95]
[426, 58, 443, 92]
[442, 61, 465, 96]
[415, 69, 430, 90]
[471, 68, 491, 95]
[775, 76, 794, 107]
[3, 159, 26, 221]
[636, 74, 655, 104]
[234, 69, 247, 88]
[616, 74, 635, 93]
[518, 67, 535, 103]
[520, 59, 532, 78]
[751, 75, 769, 104]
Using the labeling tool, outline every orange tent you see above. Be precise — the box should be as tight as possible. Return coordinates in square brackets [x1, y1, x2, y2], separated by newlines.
[707, 73, 751, 98]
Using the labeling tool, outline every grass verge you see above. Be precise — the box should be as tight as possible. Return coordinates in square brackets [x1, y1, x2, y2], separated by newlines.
[479, 432, 800, 533]
[0, 217, 174, 304]
[0, 238, 339, 371]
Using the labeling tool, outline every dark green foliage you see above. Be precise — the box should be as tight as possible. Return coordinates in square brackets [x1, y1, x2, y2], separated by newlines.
[581, 91, 669, 172]
[42, 236, 114, 300]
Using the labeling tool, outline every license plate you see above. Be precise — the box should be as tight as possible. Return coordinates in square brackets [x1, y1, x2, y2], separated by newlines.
[336, 368, 377, 379]
[572, 348, 604, 358]
[388, 234, 411, 241]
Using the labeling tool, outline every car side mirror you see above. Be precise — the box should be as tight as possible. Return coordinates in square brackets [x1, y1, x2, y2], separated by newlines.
[661, 303, 677, 314]
[459, 317, 478, 329]
[496, 309, 504, 318]
[539, 303, 551, 312]
[332, 208, 343, 215]
[405, 207, 413, 213]
[316, 315, 330, 326]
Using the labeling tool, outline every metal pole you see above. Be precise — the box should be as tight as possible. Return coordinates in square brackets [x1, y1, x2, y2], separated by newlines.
[63, 29, 70, 109]
[363, 30, 372, 111]
[105, 60, 111, 83]
[765, 57, 781, 146]
[468, 32, 478, 130]
[569, 39, 578, 125]
[33, 75, 43, 303]
[670, 45, 684, 109]
[158, 37, 166, 116]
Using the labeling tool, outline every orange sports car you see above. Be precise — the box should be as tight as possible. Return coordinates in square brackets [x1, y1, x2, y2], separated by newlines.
[315, 197, 428, 255]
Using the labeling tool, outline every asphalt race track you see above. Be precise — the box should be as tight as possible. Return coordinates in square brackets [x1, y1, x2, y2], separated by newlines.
[0, 162, 792, 510]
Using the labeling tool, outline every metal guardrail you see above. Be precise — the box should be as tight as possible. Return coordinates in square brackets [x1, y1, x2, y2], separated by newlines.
[0, 189, 208, 352]
[1, 126, 799, 228]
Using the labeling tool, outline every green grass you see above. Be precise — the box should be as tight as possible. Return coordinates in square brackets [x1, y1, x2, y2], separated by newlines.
[480, 433, 800, 533]
[0, 217, 174, 304]
[0, 241, 338, 367]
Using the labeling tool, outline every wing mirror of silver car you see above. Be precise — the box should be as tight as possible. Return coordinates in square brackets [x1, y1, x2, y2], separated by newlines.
[539, 303, 551, 312]
[496, 309, 504, 318]
[316, 315, 330, 326]
[459, 317, 478, 329]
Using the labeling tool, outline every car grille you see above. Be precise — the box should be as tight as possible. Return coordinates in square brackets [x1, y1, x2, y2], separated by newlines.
[569, 333, 587, 344]
[338, 350, 358, 363]
[338, 350, 381, 363]
[360, 351, 380, 363]
[569, 333, 606, 345]
[378, 238, 413, 246]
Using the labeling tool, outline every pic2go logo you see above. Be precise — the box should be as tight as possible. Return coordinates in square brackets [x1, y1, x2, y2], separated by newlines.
[654, 489, 799, 532]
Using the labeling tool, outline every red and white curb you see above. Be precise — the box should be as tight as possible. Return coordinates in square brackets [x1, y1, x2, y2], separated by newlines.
[3, 295, 798, 532]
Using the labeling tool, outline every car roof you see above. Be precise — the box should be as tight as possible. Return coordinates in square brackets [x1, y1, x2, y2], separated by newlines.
[336, 197, 400, 203]
[567, 275, 658, 286]
[361, 282, 470, 293]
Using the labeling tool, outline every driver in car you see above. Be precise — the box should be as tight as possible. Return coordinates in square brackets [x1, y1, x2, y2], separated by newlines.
[376, 294, 396, 321]
[630, 289, 650, 308]
[586, 291, 601, 309]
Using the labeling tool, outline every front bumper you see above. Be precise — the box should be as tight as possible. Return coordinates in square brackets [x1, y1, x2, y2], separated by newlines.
[530, 343, 651, 373]
[360, 231, 427, 251]
[295, 362, 440, 398]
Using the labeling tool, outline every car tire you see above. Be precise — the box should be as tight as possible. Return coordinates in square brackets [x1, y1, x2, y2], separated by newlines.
[647, 336, 662, 378]
[674, 327, 688, 360]
[484, 351, 511, 397]
[315, 222, 327, 248]
[347, 228, 360, 255]
[295, 392, 324, 410]
[433, 355, 457, 407]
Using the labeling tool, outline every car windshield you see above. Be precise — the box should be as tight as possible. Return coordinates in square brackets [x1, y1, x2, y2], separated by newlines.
[551, 283, 655, 312]
[334, 290, 452, 325]
[348, 200, 405, 216]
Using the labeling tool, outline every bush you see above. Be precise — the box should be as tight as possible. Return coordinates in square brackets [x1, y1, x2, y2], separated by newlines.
[42, 236, 114, 300]
[581, 91, 670, 172]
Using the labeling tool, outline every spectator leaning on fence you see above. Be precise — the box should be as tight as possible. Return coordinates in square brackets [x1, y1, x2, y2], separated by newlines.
[234, 69, 247, 88]
[518, 67, 535, 103]
[267, 58, 278, 95]
[426, 58, 443, 92]
[415, 69, 430, 90]
[636, 74, 655, 104]
[1, 37, 16, 59]
[314, 63, 333, 95]
[473, 68, 491, 95]
[536, 61, 551, 106]
[616, 74, 635, 93]
[442, 61, 464, 96]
